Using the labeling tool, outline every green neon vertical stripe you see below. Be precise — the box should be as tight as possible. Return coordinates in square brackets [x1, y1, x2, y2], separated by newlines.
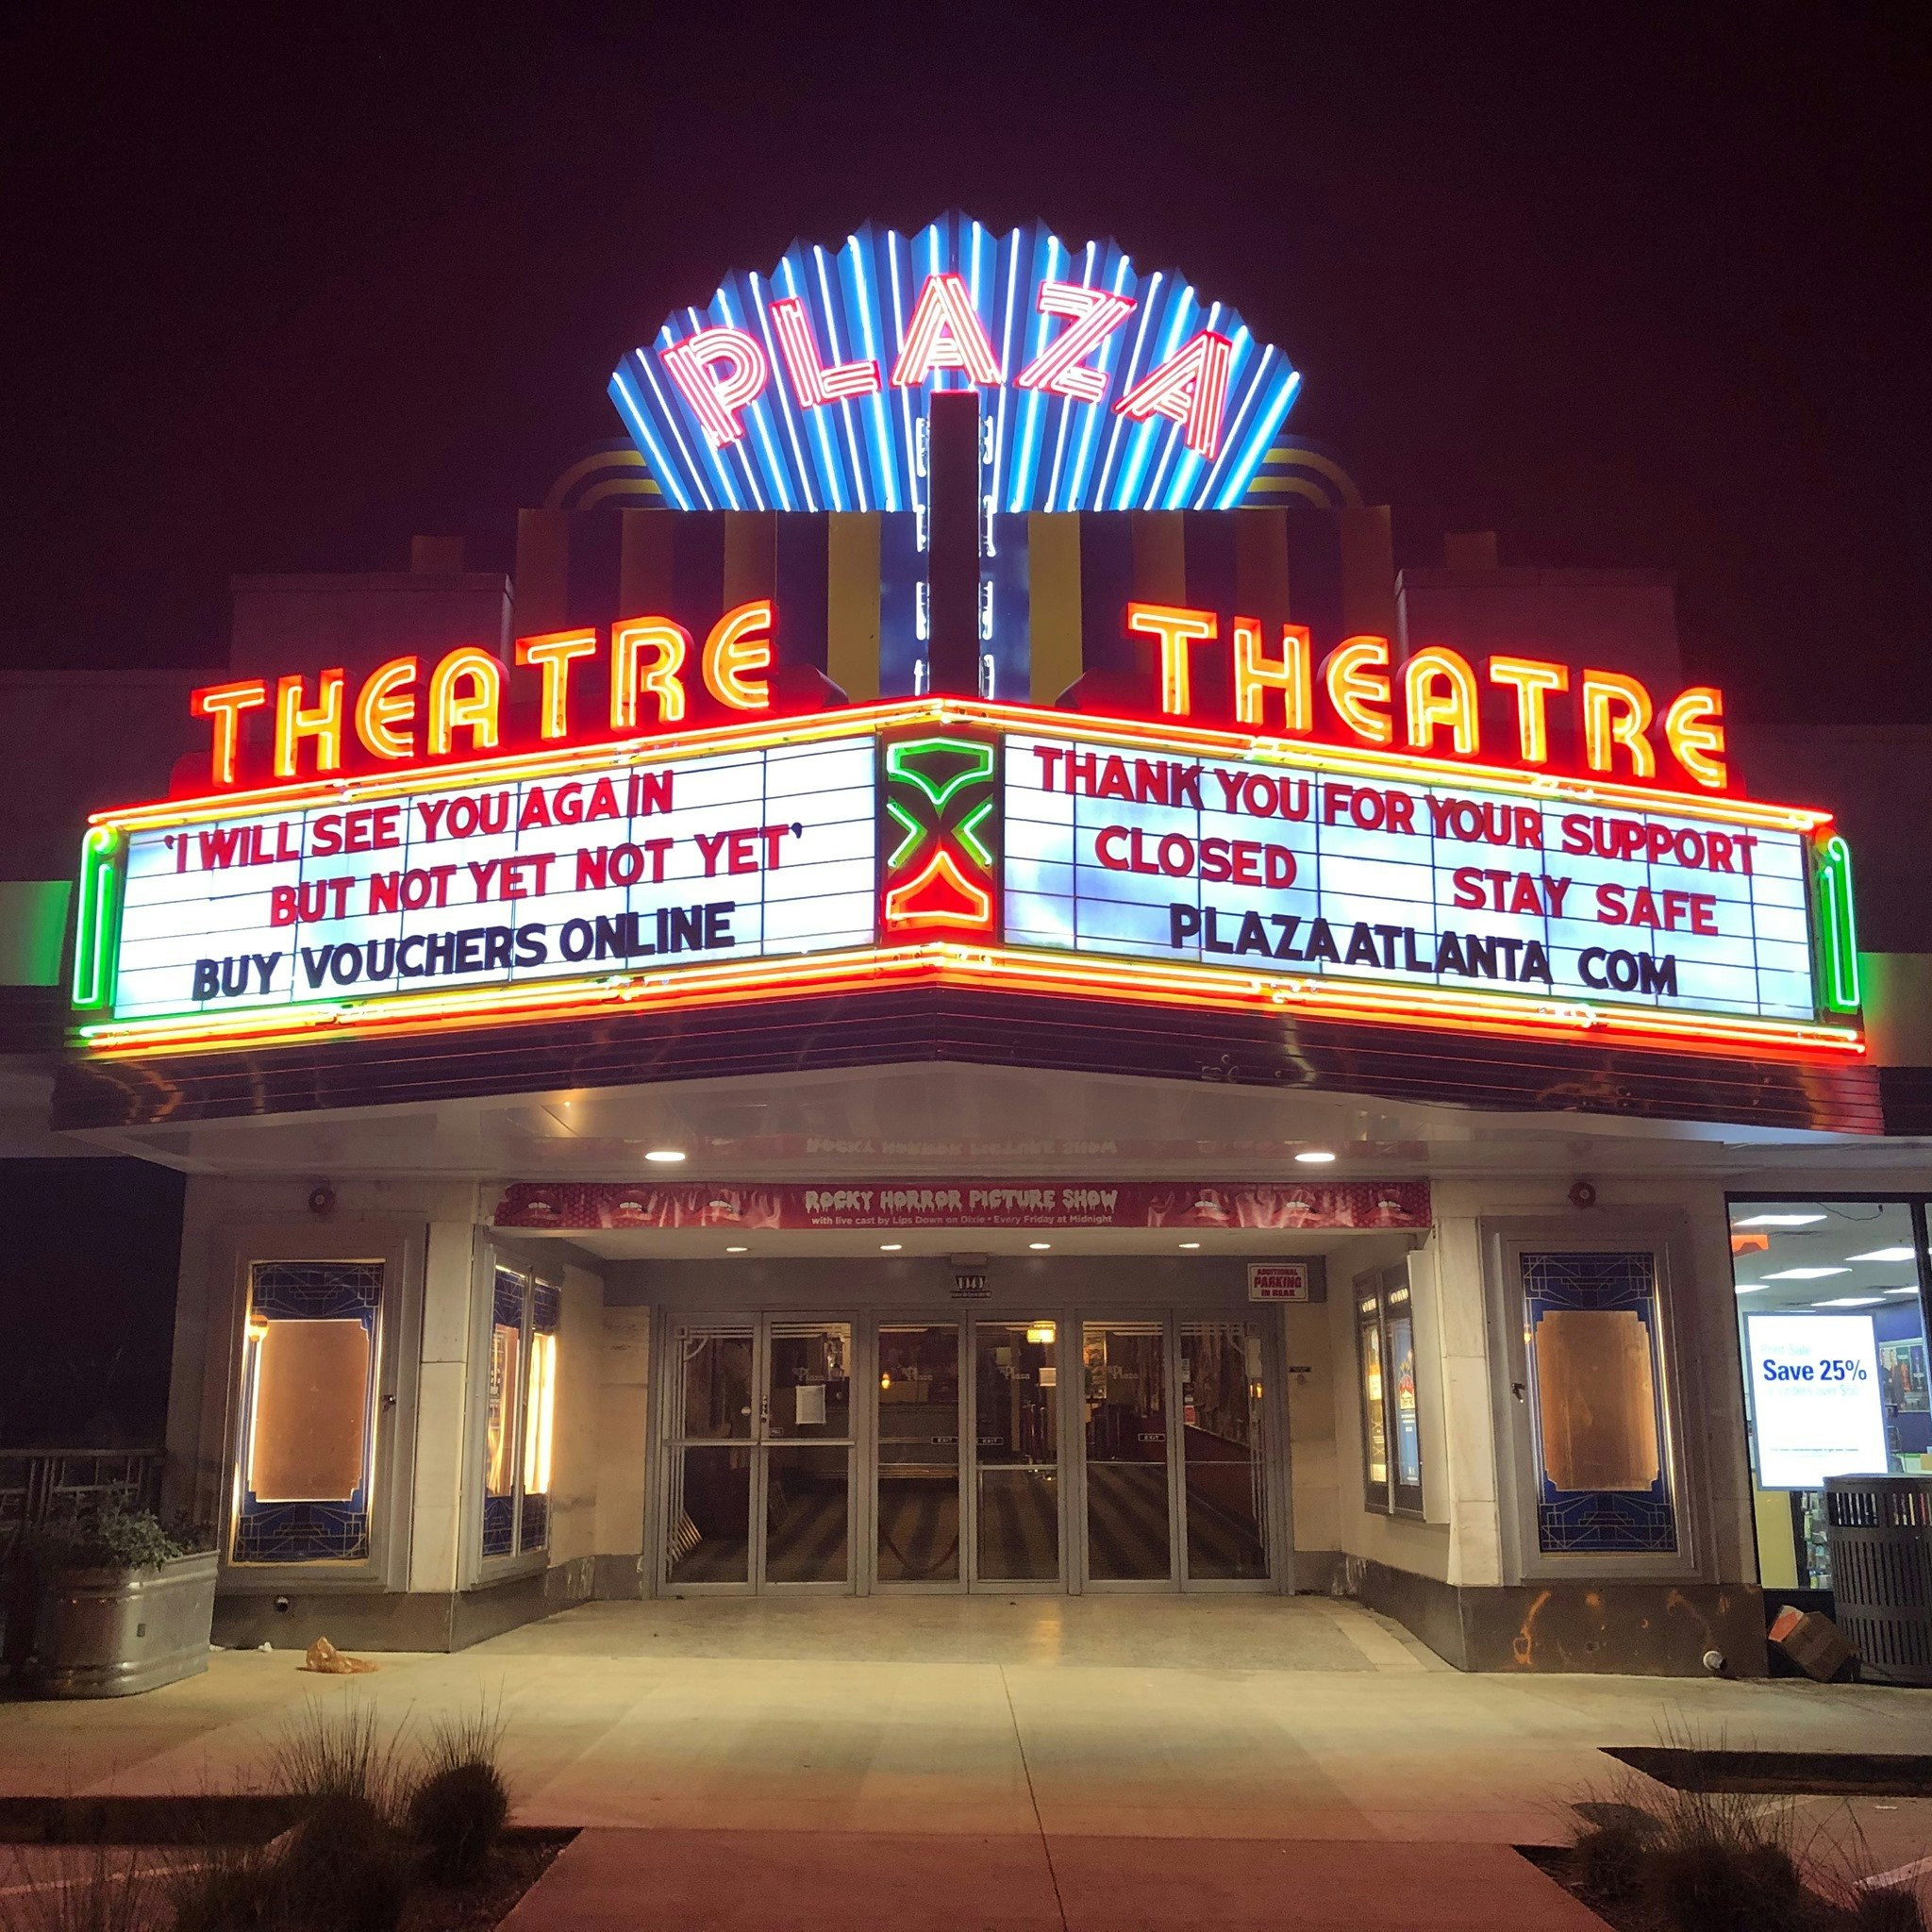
[1814, 833, 1860, 1014]
[70, 827, 123, 1011]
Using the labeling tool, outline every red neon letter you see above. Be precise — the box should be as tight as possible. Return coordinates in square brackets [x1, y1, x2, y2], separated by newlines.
[611, 619, 690, 729]
[658, 325, 770, 449]
[426, 648, 504, 757]
[1112, 329, 1234, 458]
[1127, 602, 1217, 716]
[1665, 686, 1727, 790]
[191, 679, 268, 787]
[702, 600, 774, 712]
[355, 657, 419, 761]
[889, 274, 1003, 388]
[274, 670, 345, 778]
[1582, 669, 1656, 779]
[1488, 656, 1568, 765]
[1015, 282, 1136, 405]
[516, 628, 599, 741]
[1403, 646, 1481, 756]
[769, 296, 880, 408]
[1322, 637, 1394, 747]
[1233, 621, 1312, 732]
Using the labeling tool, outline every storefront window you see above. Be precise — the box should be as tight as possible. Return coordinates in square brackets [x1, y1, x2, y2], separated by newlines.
[1521, 1250, 1676, 1556]
[1356, 1269, 1424, 1517]
[481, 1267, 561, 1562]
[1729, 1198, 1930, 1591]
[233, 1260, 384, 1564]
[520, 1283, 560, 1555]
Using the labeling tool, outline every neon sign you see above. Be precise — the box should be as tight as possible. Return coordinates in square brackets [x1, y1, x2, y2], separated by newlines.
[182, 599, 1734, 796]
[76, 697, 1861, 1065]
[608, 215, 1302, 515]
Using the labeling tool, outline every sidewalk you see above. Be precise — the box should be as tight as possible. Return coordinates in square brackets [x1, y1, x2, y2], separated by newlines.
[6, 1596, 1929, 1927]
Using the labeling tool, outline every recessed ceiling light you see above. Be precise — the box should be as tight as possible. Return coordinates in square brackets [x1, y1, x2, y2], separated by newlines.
[1813, 1295, 1884, 1307]
[1848, 1247, 1917, 1263]
[1764, 1267, 1849, 1281]
[1731, 1212, 1826, 1228]
[1294, 1149, 1337, 1165]
[879, 1242, 902, 1252]
[1733, 1285, 1765, 1294]
[644, 1148, 686, 1163]
[724, 1245, 747, 1255]
[1179, 1241, 1201, 1250]
[1028, 1241, 1051, 1251]
[1887, 1288, 1921, 1297]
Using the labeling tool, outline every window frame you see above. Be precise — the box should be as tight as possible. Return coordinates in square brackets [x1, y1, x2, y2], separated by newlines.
[465, 1238, 563, 1585]
[1726, 1191, 1932, 1591]
[212, 1221, 421, 1594]
[1484, 1216, 1710, 1586]
[1354, 1265, 1427, 1521]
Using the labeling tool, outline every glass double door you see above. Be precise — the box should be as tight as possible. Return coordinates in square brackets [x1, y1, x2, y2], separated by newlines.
[874, 1319, 1066, 1588]
[663, 1317, 855, 1590]
[1081, 1319, 1272, 1587]
[660, 1310, 1272, 1593]
[877, 1313, 1272, 1591]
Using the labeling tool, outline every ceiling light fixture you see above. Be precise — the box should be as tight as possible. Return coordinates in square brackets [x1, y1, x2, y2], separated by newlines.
[643, 1148, 686, 1163]
[1294, 1149, 1337, 1165]
[1848, 1247, 1917, 1263]
[1763, 1267, 1849, 1281]
[1731, 1213, 1827, 1228]
[1813, 1295, 1884, 1307]
[1887, 1288, 1922, 1297]
[1732, 1285, 1765, 1294]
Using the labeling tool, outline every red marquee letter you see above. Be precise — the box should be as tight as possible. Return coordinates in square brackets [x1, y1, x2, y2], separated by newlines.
[1015, 282, 1136, 404]
[770, 296, 880, 408]
[890, 274, 1003, 388]
[658, 325, 770, 449]
[1113, 329, 1235, 458]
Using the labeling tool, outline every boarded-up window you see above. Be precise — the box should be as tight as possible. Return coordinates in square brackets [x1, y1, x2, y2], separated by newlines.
[1532, 1308, 1661, 1492]
[247, 1319, 372, 1503]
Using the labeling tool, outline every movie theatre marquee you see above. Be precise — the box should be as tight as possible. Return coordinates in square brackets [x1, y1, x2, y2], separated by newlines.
[73, 663, 1862, 1064]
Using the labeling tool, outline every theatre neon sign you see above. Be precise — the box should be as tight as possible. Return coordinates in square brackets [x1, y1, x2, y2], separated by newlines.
[75, 662, 1861, 1062]
[179, 598, 1734, 795]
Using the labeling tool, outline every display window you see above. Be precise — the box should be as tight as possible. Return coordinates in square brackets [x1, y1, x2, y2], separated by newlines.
[479, 1265, 561, 1564]
[1519, 1249, 1676, 1556]
[232, 1260, 385, 1563]
[1728, 1196, 1931, 1591]
[1355, 1268, 1424, 1518]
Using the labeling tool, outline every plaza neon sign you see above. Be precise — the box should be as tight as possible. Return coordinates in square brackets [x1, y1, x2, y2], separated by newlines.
[608, 215, 1302, 515]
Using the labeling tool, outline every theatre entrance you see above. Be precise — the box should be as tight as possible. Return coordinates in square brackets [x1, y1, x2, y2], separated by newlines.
[653, 1307, 1281, 1596]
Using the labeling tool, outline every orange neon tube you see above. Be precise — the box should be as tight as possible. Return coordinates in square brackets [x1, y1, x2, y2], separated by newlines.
[78, 940, 1865, 1065]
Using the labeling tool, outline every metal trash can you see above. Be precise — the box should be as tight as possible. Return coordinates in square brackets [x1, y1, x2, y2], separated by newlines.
[1824, 1475, 1932, 1686]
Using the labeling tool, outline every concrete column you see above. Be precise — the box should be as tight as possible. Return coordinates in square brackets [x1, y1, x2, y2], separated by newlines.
[407, 1220, 477, 1594]
[547, 1263, 606, 1567]
[1430, 1215, 1505, 1588]
[1283, 1301, 1340, 1575]
[593, 1305, 653, 1595]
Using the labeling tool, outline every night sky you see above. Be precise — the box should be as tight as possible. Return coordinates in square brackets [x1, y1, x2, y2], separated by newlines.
[4, 7, 1925, 721]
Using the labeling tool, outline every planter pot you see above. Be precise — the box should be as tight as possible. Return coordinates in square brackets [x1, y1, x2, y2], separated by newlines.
[22, 1550, 218, 1698]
